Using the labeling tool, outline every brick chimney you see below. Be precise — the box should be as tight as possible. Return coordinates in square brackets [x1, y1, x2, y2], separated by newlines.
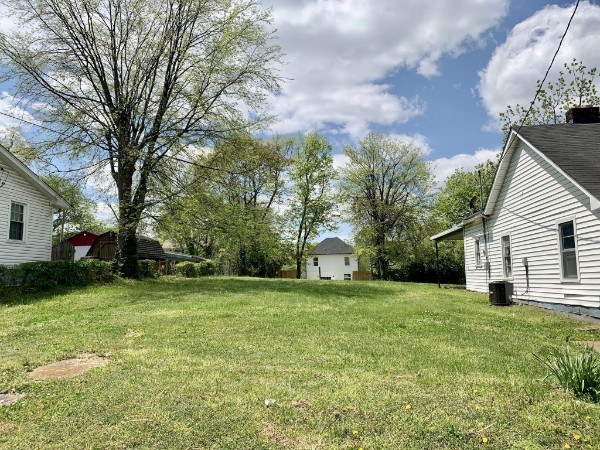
[566, 106, 600, 124]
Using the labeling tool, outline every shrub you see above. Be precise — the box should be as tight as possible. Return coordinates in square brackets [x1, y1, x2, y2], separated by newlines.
[138, 259, 157, 278]
[198, 260, 216, 276]
[0, 260, 118, 295]
[175, 261, 197, 278]
[535, 345, 600, 402]
[79, 259, 115, 282]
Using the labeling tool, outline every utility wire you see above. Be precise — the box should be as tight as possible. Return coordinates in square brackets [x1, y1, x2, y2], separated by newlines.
[501, 0, 580, 163]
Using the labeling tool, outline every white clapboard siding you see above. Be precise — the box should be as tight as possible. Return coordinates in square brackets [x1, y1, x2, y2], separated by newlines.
[306, 254, 358, 280]
[463, 141, 600, 308]
[0, 164, 54, 266]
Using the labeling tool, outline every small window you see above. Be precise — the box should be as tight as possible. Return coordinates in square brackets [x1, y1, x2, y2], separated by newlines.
[559, 220, 578, 279]
[501, 235, 512, 278]
[344, 273, 351, 281]
[344, 256, 350, 266]
[474, 239, 481, 266]
[313, 257, 318, 266]
[9, 202, 25, 241]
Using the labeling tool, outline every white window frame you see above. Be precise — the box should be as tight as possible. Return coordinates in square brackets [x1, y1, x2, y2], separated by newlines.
[556, 216, 580, 282]
[313, 257, 318, 267]
[474, 239, 481, 267]
[344, 256, 350, 266]
[344, 273, 351, 281]
[501, 234, 513, 280]
[8, 201, 27, 243]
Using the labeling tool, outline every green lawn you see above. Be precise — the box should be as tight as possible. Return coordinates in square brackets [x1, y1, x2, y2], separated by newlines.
[0, 278, 598, 449]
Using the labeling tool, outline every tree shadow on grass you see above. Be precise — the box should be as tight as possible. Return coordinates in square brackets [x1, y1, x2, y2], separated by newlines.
[127, 277, 401, 302]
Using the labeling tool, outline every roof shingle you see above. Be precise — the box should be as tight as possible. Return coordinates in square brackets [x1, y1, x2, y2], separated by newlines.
[311, 237, 354, 255]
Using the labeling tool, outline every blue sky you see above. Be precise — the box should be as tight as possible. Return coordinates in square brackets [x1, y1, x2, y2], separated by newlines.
[265, 0, 600, 185]
[2, 1, 600, 237]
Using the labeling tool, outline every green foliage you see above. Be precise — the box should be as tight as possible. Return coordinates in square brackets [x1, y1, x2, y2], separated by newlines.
[138, 260, 157, 279]
[434, 160, 497, 228]
[156, 133, 293, 277]
[174, 260, 216, 278]
[175, 262, 198, 278]
[0, 260, 116, 296]
[197, 260, 216, 276]
[287, 131, 337, 278]
[42, 174, 108, 239]
[341, 132, 433, 280]
[499, 59, 600, 139]
[536, 345, 600, 402]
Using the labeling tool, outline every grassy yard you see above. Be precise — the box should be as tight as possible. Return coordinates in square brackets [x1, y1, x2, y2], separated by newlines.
[0, 278, 598, 449]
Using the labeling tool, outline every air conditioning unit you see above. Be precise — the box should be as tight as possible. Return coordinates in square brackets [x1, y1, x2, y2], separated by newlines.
[489, 281, 512, 306]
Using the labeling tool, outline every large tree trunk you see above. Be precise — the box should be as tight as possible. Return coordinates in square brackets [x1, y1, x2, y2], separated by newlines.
[116, 160, 141, 278]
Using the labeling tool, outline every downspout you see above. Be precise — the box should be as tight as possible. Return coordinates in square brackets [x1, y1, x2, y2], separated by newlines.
[478, 170, 490, 285]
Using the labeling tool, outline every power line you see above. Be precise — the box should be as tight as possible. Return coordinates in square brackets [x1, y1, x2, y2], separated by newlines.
[506, 0, 580, 153]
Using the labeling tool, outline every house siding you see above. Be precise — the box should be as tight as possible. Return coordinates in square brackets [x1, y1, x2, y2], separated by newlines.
[464, 141, 600, 308]
[0, 164, 54, 266]
[306, 254, 358, 280]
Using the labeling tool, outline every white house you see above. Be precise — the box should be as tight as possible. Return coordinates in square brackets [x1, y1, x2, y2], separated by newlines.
[431, 107, 600, 319]
[0, 144, 70, 266]
[306, 237, 358, 280]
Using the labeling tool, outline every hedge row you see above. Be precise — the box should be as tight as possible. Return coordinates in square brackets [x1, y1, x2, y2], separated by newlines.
[174, 260, 216, 278]
[0, 259, 115, 294]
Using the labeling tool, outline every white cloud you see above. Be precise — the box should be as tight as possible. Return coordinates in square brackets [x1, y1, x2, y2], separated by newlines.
[431, 148, 499, 185]
[332, 153, 349, 171]
[268, 0, 509, 137]
[96, 202, 117, 224]
[478, 1, 600, 128]
[0, 91, 38, 132]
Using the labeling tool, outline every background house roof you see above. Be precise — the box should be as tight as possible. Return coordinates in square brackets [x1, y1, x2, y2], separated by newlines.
[311, 237, 354, 255]
[517, 123, 600, 201]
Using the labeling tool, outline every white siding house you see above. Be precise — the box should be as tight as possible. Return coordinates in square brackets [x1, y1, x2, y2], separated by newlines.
[306, 237, 358, 280]
[0, 145, 70, 266]
[432, 109, 600, 318]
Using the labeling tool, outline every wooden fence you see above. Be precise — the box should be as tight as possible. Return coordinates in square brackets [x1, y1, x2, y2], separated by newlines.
[352, 271, 372, 281]
[277, 269, 297, 279]
[51, 241, 75, 261]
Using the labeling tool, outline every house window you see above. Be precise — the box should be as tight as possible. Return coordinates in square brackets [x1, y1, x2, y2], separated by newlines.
[558, 220, 578, 279]
[501, 235, 512, 278]
[9, 202, 25, 241]
[313, 257, 318, 266]
[474, 239, 481, 266]
[344, 256, 350, 266]
[344, 273, 351, 281]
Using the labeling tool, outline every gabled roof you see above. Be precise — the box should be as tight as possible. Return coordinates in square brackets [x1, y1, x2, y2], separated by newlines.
[485, 123, 600, 216]
[0, 144, 70, 209]
[311, 237, 354, 255]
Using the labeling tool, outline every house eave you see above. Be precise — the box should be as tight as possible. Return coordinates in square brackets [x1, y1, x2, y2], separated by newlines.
[0, 144, 71, 210]
[430, 212, 485, 242]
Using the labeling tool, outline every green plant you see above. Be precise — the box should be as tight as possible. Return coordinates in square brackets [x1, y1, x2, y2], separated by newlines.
[79, 259, 115, 282]
[138, 260, 157, 278]
[535, 345, 600, 402]
[175, 261, 197, 278]
[197, 260, 216, 276]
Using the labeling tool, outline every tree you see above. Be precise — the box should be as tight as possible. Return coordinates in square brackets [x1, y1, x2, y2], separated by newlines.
[434, 160, 497, 228]
[0, 0, 282, 277]
[155, 133, 292, 276]
[42, 174, 108, 238]
[499, 59, 600, 138]
[287, 132, 336, 278]
[340, 132, 432, 280]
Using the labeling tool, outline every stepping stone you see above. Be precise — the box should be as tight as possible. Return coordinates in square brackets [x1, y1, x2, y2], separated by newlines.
[0, 393, 24, 406]
[574, 341, 600, 352]
[29, 354, 108, 380]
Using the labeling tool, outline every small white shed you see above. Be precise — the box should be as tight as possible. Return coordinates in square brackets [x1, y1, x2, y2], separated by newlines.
[306, 237, 358, 280]
[0, 144, 70, 266]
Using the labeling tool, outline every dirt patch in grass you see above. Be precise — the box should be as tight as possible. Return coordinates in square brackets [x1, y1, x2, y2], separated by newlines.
[0, 422, 17, 433]
[574, 341, 600, 352]
[29, 353, 109, 380]
[262, 420, 323, 449]
[575, 324, 600, 332]
[125, 329, 143, 338]
[0, 392, 24, 406]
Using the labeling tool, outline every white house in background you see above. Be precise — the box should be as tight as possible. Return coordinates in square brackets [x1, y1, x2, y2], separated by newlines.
[306, 237, 358, 280]
[0, 144, 70, 266]
[431, 107, 600, 319]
